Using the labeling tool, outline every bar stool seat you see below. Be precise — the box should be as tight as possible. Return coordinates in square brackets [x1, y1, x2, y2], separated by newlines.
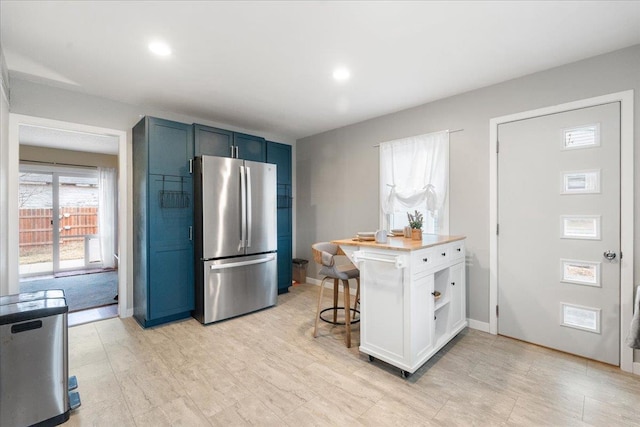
[312, 242, 360, 348]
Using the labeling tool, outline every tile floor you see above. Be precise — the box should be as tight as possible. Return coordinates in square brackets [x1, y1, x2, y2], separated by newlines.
[65, 283, 640, 426]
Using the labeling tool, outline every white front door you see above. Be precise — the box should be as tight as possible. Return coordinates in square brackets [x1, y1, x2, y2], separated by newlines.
[497, 102, 620, 365]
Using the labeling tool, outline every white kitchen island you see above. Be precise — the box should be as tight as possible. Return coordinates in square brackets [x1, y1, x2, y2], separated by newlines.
[332, 234, 466, 377]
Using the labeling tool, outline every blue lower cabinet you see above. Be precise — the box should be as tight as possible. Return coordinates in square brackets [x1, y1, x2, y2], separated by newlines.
[277, 237, 292, 294]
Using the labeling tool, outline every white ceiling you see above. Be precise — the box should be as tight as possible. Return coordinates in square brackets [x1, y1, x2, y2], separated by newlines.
[2, 1, 640, 143]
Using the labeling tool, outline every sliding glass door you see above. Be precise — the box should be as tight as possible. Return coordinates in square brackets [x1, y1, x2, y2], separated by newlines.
[19, 171, 54, 275]
[19, 165, 101, 276]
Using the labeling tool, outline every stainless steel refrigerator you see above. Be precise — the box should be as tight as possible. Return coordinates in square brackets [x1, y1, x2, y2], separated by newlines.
[193, 155, 278, 324]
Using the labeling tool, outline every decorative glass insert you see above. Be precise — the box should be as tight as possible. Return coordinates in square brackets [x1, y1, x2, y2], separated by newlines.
[563, 124, 600, 150]
[561, 215, 601, 240]
[561, 259, 600, 287]
[561, 303, 600, 333]
[561, 170, 600, 194]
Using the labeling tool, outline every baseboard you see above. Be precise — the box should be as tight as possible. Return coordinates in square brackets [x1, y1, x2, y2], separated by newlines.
[467, 318, 490, 333]
[633, 362, 640, 376]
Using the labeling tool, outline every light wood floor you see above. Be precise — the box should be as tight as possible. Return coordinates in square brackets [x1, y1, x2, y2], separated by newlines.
[65, 283, 640, 426]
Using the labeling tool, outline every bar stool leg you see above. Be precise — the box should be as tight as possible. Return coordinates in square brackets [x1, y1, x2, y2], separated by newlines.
[353, 277, 360, 320]
[343, 279, 352, 348]
[333, 278, 339, 323]
[313, 277, 328, 338]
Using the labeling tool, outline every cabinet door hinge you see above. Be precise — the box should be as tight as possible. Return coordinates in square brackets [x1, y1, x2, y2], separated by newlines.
[496, 140, 499, 154]
[189, 226, 193, 241]
[496, 224, 499, 235]
[620, 251, 623, 260]
[496, 305, 499, 317]
[189, 159, 193, 174]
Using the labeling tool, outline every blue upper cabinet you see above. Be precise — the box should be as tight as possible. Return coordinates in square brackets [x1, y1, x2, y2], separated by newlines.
[234, 132, 266, 162]
[194, 124, 233, 158]
[194, 124, 266, 162]
[148, 117, 193, 177]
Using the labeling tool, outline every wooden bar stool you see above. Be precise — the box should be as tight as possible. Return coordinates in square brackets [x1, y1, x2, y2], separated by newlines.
[311, 242, 360, 347]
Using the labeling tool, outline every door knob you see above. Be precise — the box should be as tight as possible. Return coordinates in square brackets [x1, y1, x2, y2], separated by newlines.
[603, 251, 617, 261]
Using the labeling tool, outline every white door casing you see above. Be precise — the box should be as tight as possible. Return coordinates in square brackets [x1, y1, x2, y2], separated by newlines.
[489, 91, 634, 373]
[7, 114, 131, 317]
[498, 103, 620, 365]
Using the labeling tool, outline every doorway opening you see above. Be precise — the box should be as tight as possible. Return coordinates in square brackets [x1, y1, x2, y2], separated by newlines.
[18, 124, 119, 318]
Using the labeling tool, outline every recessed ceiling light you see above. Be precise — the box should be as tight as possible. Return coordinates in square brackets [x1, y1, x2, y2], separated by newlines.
[333, 67, 350, 81]
[149, 41, 171, 57]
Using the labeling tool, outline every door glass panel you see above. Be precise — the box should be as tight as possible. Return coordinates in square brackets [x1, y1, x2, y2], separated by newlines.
[561, 303, 600, 333]
[561, 259, 600, 286]
[561, 215, 601, 240]
[563, 124, 600, 149]
[561, 170, 600, 194]
[19, 172, 53, 276]
[58, 174, 100, 270]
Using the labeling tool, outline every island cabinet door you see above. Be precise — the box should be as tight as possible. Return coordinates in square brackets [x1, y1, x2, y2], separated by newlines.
[360, 259, 406, 362]
[410, 272, 435, 361]
[447, 262, 466, 332]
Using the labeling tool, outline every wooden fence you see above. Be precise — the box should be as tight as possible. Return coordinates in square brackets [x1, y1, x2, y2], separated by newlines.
[19, 207, 98, 246]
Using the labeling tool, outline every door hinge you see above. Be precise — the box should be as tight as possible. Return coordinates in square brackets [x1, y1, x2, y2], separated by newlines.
[496, 140, 499, 154]
[496, 305, 499, 317]
[496, 224, 499, 235]
[620, 251, 623, 260]
[189, 159, 193, 174]
[188, 226, 193, 241]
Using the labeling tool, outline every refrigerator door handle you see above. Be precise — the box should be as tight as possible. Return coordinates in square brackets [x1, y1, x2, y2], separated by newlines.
[240, 165, 246, 248]
[209, 254, 276, 270]
[246, 166, 252, 248]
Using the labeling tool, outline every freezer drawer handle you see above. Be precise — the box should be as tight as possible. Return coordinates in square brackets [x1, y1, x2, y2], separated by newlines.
[11, 320, 43, 334]
[209, 254, 276, 270]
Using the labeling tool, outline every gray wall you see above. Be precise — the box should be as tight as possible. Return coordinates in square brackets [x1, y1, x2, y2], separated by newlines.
[297, 45, 640, 329]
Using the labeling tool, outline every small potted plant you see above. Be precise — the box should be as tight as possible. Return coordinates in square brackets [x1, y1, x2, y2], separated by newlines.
[407, 210, 423, 240]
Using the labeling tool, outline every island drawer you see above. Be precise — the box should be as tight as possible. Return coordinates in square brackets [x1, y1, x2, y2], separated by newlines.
[411, 248, 436, 275]
[449, 241, 465, 262]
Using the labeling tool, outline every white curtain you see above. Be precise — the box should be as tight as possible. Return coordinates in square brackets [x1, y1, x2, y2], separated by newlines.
[98, 167, 117, 268]
[379, 130, 449, 232]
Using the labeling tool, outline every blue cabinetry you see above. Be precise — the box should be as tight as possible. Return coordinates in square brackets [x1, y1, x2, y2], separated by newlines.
[266, 141, 292, 294]
[234, 132, 267, 162]
[133, 117, 194, 327]
[194, 124, 233, 157]
[194, 124, 266, 162]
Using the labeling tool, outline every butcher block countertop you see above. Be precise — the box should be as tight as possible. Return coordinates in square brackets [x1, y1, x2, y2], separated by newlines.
[331, 234, 465, 252]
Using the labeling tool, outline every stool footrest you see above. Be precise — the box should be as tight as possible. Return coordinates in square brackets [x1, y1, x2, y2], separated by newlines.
[319, 307, 360, 325]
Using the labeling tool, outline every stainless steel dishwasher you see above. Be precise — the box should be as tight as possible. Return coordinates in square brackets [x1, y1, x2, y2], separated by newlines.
[0, 297, 71, 426]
